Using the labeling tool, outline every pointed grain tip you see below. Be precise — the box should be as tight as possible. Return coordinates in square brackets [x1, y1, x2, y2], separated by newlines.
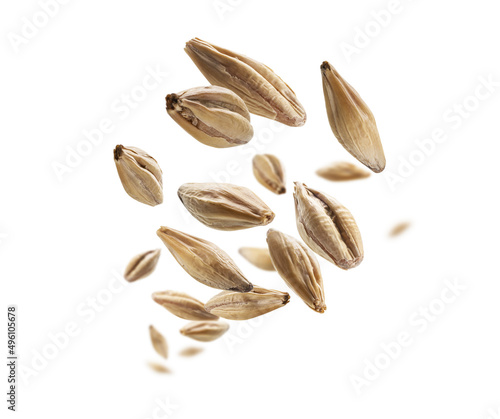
[320, 61, 331, 71]
[165, 94, 178, 110]
[113, 144, 123, 160]
[370, 163, 385, 173]
[315, 304, 326, 314]
[156, 227, 168, 239]
[241, 283, 254, 293]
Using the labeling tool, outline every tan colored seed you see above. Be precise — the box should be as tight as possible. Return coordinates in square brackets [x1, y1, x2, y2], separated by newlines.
[178, 183, 275, 231]
[389, 222, 411, 237]
[166, 86, 254, 148]
[316, 162, 371, 182]
[179, 347, 204, 357]
[157, 226, 253, 292]
[124, 249, 161, 282]
[113, 145, 163, 206]
[152, 290, 219, 321]
[180, 321, 229, 342]
[147, 362, 171, 374]
[321, 61, 386, 173]
[252, 154, 286, 194]
[149, 325, 168, 359]
[205, 286, 290, 320]
[238, 247, 275, 271]
[185, 38, 306, 127]
[266, 229, 326, 313]
[294, 182, 363, 270]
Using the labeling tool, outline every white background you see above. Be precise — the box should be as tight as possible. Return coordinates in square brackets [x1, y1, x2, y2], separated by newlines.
[2, 0, 500, 418]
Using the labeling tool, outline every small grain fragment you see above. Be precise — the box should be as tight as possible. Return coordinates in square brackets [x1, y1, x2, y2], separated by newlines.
[149, 325, 168, 359]
[238, 247, 275, 271]
[180, 321, 229, 342]
[389, 222, 411, 237]
[252, 154, 286, 194]
[148, 362, 171, 374]
[124, 249, 161, 282]
[179, 347, 204, 357]
[316, 162, 370, 182]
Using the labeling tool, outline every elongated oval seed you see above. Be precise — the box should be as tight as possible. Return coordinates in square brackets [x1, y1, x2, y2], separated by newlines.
[185, 38, 306, 127]
[179, 347, 204, 357]
[389, 221, 411, 237]
[157, 226, 253, 292]
[113, 145, 163, 206]
[149, 325, 168, 359]
[180, 321, 229, 342]
[205, 287, 290, 320]
[124, 249, 161, 282]
[316, 162, 371, 182]
[252, 154, 286, 194]
[266, 229, 326, 313]
[148, 362, 171, 374]
[178, 183, 275, 231]
[166, 86, 254, 148]
[294, 182, 363, 269]
[152, 290, 219, 321]
[238, 247, 275, 271]
[321, 61, 385, 173]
